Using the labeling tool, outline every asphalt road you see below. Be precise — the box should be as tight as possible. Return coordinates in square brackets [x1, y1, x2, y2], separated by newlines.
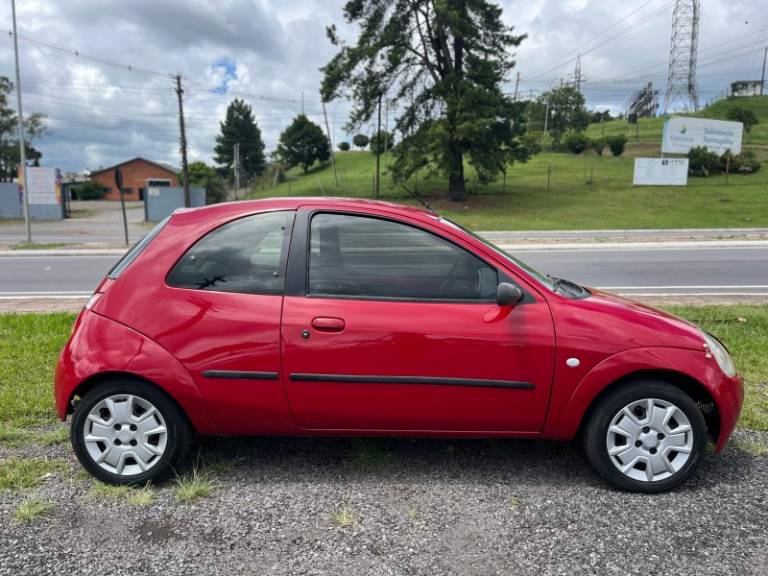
[1, 244, 767, 298]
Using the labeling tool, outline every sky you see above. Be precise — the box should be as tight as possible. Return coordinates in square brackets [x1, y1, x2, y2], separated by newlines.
[0, 0, 766, 173]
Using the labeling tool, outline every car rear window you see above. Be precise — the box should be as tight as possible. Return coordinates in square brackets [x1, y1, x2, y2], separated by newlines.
[107, 216, 170, 279]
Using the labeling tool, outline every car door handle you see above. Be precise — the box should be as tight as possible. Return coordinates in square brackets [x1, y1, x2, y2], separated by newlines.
[311, 317, 345, 332]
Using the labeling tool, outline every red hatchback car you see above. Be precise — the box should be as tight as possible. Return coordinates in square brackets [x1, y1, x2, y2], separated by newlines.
[55, 198, 743, 492]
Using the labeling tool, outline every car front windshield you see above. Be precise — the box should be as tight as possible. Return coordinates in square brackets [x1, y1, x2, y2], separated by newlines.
[441, 218, 556, 291]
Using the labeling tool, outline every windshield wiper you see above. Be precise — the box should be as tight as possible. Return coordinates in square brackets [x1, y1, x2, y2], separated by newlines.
[551, 276, 587, 297]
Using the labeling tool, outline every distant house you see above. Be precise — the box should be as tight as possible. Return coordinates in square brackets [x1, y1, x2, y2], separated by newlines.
[730, 80, 763, 98]
[89, 157, 179, 201]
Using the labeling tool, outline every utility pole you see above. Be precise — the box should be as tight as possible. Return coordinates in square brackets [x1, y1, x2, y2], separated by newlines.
[321, 100, 338, 187]
[11, 0, 30, 243]
[761, 46, 767, 96]
[174, 74, 190, 208]
[513, 72, 521, 101]
[233, 142, 240, 199]
[383, 99, 389, 169]
[375, 93, 382, 199]
[301, 91, 304, 115]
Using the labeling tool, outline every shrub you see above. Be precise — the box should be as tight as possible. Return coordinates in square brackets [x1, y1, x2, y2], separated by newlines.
[737, 150, 761, 174]
[72, 181, 106, 200]
[562, 130, 589, 154]
[606, 134, 628, 157]
[204, 177, 228, 205]
[338, 141, 351, 151]
[591, 138, 606, 156]
[726, 107, 759, 134]
[522, 131, 543, 156]
[687, 146, 721, 177]
[721, 149, 761, 174]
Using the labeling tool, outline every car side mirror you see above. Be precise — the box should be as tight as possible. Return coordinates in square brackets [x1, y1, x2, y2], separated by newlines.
[496, 282, 523, 307]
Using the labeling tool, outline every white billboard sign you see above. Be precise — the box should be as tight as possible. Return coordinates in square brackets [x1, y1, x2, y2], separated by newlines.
[26, 167, 59, 205]
[633, 158, 689, 186]
[661, 116, 742, 155]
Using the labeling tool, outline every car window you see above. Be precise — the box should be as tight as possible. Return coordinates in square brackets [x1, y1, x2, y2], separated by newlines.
[108, 216, 170, 279]
[167, 211, 293, 295]
[308, 213, 498, 300]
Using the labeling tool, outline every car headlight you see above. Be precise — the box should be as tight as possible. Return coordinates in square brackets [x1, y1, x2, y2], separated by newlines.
[703, 333, 736, 377]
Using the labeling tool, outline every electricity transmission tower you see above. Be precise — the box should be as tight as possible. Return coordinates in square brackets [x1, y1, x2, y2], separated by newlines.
[661, 0, 700, 114]
[570, 54, 583, 93]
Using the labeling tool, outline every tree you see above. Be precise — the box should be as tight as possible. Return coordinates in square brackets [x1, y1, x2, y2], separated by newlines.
[726, 107, 759, 134]
[338, 141, 351, 151]
[0, 76, 46, 182]
[321, 1, 530, 201]
[214, 98, 266, 182]
[72, 181, 106, 200]
[526, 86, 589, 146]
[277, 114, 331, 174]
[352, 133, 369, 149]
[369, 130, 396, 154]
[181, 160, 228, 205]
[590, 109, 613, 123]
[184, 160, 217, 185]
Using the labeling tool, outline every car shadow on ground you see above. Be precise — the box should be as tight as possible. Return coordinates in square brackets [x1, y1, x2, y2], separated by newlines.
[187, 434, 754, 492]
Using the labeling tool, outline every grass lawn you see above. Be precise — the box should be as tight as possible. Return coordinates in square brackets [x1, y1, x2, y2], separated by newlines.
[250, 149, 768, 230]
[0, 307, 766, 438]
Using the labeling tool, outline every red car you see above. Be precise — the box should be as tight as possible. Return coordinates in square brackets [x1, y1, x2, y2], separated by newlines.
[55, 198, 743, 492]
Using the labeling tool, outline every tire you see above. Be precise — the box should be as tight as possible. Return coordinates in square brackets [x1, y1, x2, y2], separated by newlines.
[582, 379, 707, 493]
[71, 378, 192, 485]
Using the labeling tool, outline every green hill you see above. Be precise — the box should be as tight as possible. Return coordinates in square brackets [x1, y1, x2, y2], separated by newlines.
[245, 96, 768, 231]
[249, 148, 768, 231]
[585, 95, 768, 146]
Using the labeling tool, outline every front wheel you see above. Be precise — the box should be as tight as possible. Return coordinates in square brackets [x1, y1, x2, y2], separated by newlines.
[71, 379, 192, 485]
[583, 380, 707, 493]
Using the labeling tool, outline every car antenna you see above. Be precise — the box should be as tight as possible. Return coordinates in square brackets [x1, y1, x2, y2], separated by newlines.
[400, 183, 437, 215]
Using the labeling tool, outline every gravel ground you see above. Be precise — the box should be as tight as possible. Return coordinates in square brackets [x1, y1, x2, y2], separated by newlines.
[1, 428, 768, 576]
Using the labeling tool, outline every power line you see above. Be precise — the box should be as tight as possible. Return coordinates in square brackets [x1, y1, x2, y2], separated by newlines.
[3, 28, 315, 106]
[525, 0, 674, 81]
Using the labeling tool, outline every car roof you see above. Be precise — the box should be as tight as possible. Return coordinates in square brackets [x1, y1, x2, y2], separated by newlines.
[170, 197, 439, 226]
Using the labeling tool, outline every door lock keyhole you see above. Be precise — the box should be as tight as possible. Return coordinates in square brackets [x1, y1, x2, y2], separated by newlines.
[301, 330, 310, 339]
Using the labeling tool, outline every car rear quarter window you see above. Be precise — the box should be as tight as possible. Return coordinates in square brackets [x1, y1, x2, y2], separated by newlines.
[167, 211, 293, 295]
[108, 216, 170, 279]
[308, 213, 498, 300]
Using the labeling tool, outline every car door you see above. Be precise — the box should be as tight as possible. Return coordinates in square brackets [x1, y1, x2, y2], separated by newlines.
[280, 209, 556, 433]
[125, 209, 297, 435]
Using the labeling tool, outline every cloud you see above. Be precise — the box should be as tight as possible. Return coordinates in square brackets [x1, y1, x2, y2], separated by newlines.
[0, 0, 764, 172]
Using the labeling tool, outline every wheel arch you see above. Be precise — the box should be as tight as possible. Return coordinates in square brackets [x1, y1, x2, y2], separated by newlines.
[578, 369, 720, 442]
[67, 371, 198, 434]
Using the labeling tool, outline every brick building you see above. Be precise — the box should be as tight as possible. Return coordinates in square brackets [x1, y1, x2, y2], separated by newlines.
[90, 157, 179, 201]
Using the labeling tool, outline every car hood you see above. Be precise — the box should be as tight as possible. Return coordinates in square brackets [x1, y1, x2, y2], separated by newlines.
[555, 287, 707, 352]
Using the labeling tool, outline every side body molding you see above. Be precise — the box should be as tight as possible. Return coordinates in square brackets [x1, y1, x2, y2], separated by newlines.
[55, 312, 212, 433]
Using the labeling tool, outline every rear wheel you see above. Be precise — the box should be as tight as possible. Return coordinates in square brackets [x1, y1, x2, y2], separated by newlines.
[583, 380, 707, 493]
[71, 379, 192, 485]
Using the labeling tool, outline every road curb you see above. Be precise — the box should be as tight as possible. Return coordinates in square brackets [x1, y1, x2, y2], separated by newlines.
[0, 249, 126, 257]
[2, 239, 768, 257]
